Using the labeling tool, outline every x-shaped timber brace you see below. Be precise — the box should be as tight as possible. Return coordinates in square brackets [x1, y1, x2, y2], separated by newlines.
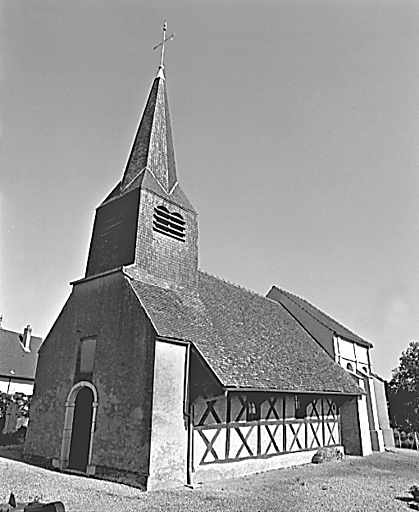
[192, 393, 340, 467]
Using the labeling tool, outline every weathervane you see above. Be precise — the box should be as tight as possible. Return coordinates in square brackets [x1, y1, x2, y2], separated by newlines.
[153, 21, 175, 70]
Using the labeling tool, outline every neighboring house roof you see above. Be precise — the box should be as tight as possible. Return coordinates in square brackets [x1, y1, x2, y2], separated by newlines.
[270, 286, 373, 348]
[0, 328, 43, 381]
[129, 271, 361, 396]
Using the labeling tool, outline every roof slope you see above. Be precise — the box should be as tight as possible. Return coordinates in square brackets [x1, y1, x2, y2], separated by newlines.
[129, 272, 361, 395]
[0, 328, 43, 380]
[271, 286, 372, 348]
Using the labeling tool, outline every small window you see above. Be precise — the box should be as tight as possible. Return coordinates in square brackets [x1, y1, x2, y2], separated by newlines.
[76, 338, 96, 378]
[247, 401, 260, 421]
[346, 363, 354, 372]
[362, 366, 368, 375]
[295, 395, 305, 419]
[153, 205, 186, 242]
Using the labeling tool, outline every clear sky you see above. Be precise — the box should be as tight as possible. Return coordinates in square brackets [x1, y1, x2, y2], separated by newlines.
[1, 0, 418, 380]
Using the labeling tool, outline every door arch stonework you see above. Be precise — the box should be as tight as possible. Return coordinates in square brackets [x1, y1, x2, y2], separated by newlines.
[54, 381, 98, 475]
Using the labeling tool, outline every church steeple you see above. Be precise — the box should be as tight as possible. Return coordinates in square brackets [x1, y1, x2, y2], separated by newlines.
[122, 22, 176, 193]
[85, 24, 198, 294]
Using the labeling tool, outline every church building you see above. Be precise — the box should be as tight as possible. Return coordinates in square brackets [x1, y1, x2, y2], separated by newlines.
[24, 27, 389, 490]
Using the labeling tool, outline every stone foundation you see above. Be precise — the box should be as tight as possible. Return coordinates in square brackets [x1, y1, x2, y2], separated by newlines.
[193, 447, 345, 484]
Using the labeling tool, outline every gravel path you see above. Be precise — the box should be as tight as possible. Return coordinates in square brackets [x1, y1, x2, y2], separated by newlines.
[1, 447, 418, 511]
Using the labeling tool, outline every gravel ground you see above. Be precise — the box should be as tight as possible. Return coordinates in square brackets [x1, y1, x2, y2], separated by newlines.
[1, 447, 418, 512]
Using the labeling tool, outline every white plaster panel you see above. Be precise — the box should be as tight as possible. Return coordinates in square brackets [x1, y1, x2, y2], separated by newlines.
[261, 424, 283, 455]
[149, 341, 188, 487]
[211, 429, 226, 461]
[307, 423, 322, 448]
[333, 337, 340, 362]
[229, 426, 257, 458]
[341, 357, 356, 372]
[193, 428, 226, 464]
[330, 422, 340, 444]
[0, 378, 34, 395]
[337, 338, 356, 361]
[354, 344, 369, 365]
[358, 394, 373, 456]
[285, 422, 305, 452]
[194, 430, 208, 466]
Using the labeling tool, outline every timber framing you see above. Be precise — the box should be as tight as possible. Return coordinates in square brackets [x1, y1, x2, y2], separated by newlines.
[191, 391, 342, 471]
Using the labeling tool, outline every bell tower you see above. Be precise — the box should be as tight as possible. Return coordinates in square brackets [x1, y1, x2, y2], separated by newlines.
[85, 23, 198, 294]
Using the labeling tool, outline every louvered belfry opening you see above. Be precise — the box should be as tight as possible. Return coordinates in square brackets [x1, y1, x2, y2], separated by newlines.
[153, 205, 186, 241]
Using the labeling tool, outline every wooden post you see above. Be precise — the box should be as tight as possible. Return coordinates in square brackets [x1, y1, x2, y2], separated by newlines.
[186, 402, 194, 486]
[225, 393, 231, 460]
[283, 396, 287, 452]
[185, 344, 193, 486]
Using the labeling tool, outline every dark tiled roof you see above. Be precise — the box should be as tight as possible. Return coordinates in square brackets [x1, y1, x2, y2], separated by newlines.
[0, 328, 43, 380]
[121, 75, 177, 193]
[129, 272, 361, 395]
[271, 287, 372, 348]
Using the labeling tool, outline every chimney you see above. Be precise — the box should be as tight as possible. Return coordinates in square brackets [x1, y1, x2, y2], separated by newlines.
[21, 325, 32, 352]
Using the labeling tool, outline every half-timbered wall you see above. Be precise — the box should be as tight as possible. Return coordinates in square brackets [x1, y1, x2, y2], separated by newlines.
[333, 335, 385, 452]
[192, 393, 340, 475]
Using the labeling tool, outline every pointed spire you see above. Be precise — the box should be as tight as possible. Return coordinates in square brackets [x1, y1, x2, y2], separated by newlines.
[121, 22, 177, 193]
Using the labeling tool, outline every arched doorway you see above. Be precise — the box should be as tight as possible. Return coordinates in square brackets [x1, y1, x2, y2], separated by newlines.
[68, 387, 94, 471]
[57, 381, 98, 475]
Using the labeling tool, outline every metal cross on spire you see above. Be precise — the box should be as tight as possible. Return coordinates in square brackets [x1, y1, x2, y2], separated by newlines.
[153, 21, 175, 70]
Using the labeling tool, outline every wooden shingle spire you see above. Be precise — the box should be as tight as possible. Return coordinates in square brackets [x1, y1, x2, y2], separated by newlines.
[121, 22, 177, 193]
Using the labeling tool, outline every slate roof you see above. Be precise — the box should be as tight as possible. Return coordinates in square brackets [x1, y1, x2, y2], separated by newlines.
[129, 271, 361, 396]
[0, 328, 43, 380]
[271, 287, 373, 348]
[99, 69, 196, 214]
[121, 74, 177, 193]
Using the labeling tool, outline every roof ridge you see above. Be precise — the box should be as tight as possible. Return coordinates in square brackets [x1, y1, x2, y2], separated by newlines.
[198, 269, 270, 302]
[0, 327, 43, 340]
[275, 286, 370, 345]
[275, 286, 338, 332]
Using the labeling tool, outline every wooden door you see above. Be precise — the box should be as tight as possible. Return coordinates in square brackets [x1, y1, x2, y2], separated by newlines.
[68, 387, 94, 472]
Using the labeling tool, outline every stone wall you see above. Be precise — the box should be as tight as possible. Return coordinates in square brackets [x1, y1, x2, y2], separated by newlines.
[24, 271, 156, 484]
